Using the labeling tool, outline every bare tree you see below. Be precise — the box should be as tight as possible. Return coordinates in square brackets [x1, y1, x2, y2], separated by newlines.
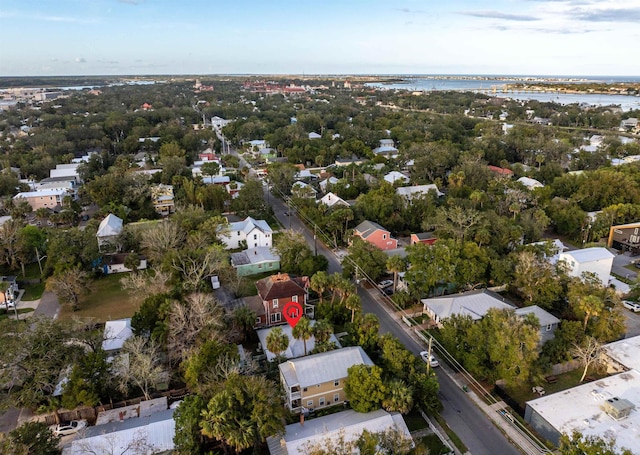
[167, 293, 225, 364]
[72, 428, 157, 455]
[120, 268, 171, 300]
[171, 245, 229, 291]
[140, 220, 185, 263]
[571, 336, 603, 383]
[116, 336, 165, 400]
[46, 268, 90, 311]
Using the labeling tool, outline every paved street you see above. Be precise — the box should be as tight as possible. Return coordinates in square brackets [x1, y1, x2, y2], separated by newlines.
[264, 184, 522, 455]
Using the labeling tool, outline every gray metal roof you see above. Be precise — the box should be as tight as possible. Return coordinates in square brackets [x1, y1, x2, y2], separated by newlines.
[278, 346, 373, 388]
[422, 289, 514, 321]
[514, 305, 560, 327]
[266, 409, 411, 455]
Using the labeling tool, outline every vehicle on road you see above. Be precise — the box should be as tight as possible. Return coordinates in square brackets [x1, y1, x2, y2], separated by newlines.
[623, 300, 640, 312]
[377, 280, 393, 289]
[51, 420, 87, 436]
[420, 351, 439, 367]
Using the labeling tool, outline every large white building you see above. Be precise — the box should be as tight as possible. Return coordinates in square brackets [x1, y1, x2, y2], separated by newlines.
[558, 247, 615, 287]
[218, 217, 273, 249]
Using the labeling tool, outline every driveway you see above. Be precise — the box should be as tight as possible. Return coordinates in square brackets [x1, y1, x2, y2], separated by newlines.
[33, 290, 61, 319]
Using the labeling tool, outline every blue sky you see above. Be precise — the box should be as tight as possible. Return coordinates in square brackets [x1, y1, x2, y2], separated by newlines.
[1, 0, 639, 76]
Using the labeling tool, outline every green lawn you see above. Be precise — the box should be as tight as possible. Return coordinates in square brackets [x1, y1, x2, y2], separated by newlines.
[415, 434, 451, 455]
[58, 273, 140, 322]
[503, 368, 607, 409]
[403, 410, 428, 431]
[21, 282, 45, 301]
[0, 308, 34, 320]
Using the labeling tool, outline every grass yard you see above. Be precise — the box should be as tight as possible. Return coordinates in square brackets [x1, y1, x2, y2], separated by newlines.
[503, 368, 607, 409]
[21, 282, 45, 301]
[0, 308, 34, 320]
[416, 434, 451, 455]
[58, 273, 141, 322]
[403, 409, 428, 432]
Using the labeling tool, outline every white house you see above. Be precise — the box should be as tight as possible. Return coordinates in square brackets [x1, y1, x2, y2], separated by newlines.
[319, 176, 339, 193]
[211, 116, 232, 129]
[219, 217, 273, 249]
[291, 181, 317, 199]
[266, 409, 412, 455]
[383, 171, 410, 185]
[396, 184, 443, 202]
[102, 318, 133, 353]
[318, 192, 349, 209]
[517, 177, 544, 190]
[65, 408, 176, 455]
[558, 247, 615, 287]
[96, 214, 123, 251]
[256, 322, 341, 361]
[308, 132, 322, 140]
[422, 289, 513, 326]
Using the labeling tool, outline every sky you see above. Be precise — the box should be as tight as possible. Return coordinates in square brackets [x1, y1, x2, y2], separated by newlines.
[1, 0, 640, 77]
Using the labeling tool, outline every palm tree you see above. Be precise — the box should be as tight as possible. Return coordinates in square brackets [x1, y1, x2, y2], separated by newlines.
[386, 255, 406, 293]
[344, 294, 362, 323]
[382, 379, 414, 414]
[579, 295, 604, 330]
[312, 319, 334, 344]
[265, 327, 289, 360]
[309, 271, 330, 304]
[233, 306, 257, 342]
[292, 316, 313, 356]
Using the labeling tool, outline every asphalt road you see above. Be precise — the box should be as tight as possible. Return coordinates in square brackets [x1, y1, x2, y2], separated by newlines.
[266, 186, 520, 455]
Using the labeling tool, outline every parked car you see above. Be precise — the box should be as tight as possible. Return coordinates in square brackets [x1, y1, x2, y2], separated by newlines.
[419, 351, 439, 367]
[623, 300, 640, 312]
[377, 280, 393, 289]
[51, 420, 87, 437]
[382, 287, 394, 296]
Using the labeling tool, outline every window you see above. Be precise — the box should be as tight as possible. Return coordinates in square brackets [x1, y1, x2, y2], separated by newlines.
[273, 299, 279, 308]
[254, 234, 257, 240]
[317, 384, 321, 388]
[255, 317, 260, 324]
[271, 313, 281, 323]
[382, 234, 387, 239]
[237, 231, 240, 236]
[292, 295, 298, 303]
[307, 400, 313, 407]
[319, 397, 325, 406]
[258, 264, 262, 269]
[303, 387, 308, 392]
[546, 324, 552, 332]
[334, 393, 340, 402]
[334, 380, 339, 387]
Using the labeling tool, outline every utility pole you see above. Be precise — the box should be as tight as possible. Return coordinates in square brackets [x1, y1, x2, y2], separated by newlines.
[314, 224, 317, 256]
[426, 335, 433, 374]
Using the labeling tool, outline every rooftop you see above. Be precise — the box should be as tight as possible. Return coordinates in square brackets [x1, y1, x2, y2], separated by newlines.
[266, 409, 411, 455]
[514, 305, 560, 326]
[603, 335, 640, 371]
[422, 289, 514, 321]
[278, 346, 373, 388]
[560, 247, 615, 263]
[526, 370, 640, 453]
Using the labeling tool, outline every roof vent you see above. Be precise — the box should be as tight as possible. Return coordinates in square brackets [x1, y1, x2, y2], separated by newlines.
[602, 397, 635, 420]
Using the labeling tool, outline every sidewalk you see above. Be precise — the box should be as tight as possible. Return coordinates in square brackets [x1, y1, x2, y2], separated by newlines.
[8, 289, 41, 320]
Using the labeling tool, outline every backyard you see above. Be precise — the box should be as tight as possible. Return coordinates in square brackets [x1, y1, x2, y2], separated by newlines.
[58, 273, 140, 322]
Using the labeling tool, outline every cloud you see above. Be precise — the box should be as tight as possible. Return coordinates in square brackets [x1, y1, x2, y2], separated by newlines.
[395, 8, 427, 14]
[460, 10, 539, 21]
[75, 57, 86, 63]
[119, 0, 143, 4]
[570, 7, 640, 22]
[487, 24, 606, 34]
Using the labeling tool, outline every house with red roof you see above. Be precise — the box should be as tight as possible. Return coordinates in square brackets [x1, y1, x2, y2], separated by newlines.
[255, 273, 310, 327]
[488, 165, 514, 177]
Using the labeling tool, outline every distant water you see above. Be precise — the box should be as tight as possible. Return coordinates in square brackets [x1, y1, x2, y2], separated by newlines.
[365, 77, 640, 112]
